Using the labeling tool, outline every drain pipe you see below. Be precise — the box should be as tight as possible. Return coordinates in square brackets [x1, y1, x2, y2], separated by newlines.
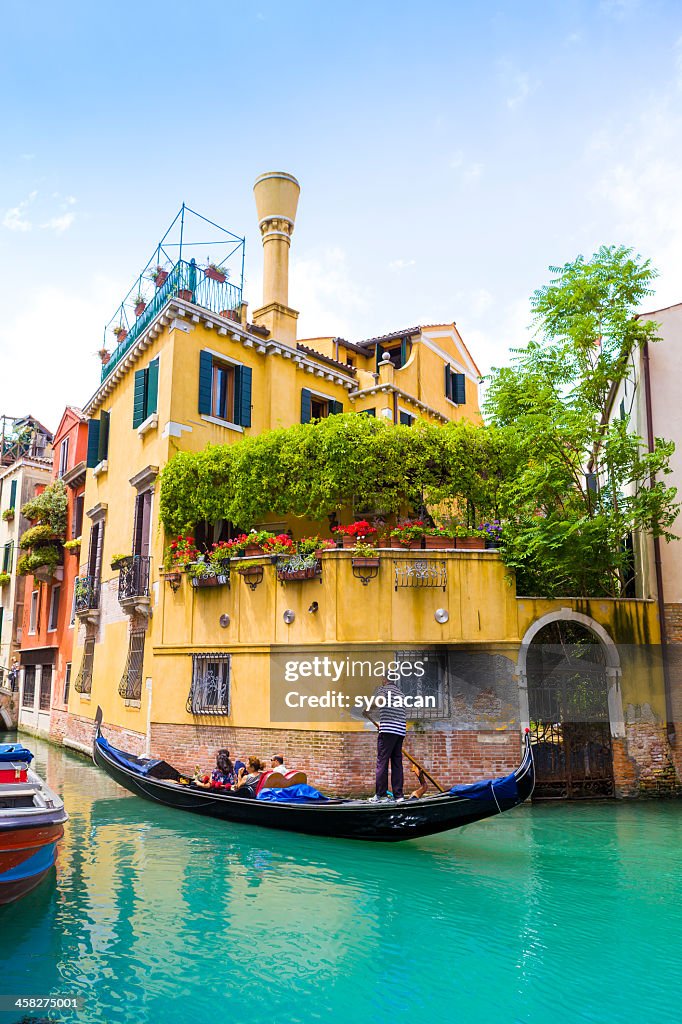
[642, 339, 676, 745]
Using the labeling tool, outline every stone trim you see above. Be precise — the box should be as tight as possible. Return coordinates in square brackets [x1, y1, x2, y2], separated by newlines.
[129, 465, 159, 492]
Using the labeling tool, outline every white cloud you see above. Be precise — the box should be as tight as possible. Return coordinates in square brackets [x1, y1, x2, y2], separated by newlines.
[497, 63, 537, 110]
[289, 247, 372, 340]
[2, 191, 37, 232]
[40, 213, 75, 233]
[450, 151, 484, 183]
[388, 258, 416, 271]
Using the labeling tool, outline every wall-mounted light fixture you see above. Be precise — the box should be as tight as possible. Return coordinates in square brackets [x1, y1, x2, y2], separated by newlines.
[308, 601, 319, 614]
[283, 609, 295, 624]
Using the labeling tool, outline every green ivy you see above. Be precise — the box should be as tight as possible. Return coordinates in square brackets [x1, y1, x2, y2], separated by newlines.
[21, 479, 68, 538]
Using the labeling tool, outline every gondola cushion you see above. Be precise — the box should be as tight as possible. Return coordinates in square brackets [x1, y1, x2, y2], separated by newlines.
[449, 771, 518, 802]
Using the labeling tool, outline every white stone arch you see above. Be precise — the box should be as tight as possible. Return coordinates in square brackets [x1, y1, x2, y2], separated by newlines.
[0, 705, 13, 730]
[516, 608, 624, 738]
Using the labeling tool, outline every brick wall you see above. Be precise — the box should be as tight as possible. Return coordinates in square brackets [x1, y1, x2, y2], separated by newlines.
[664, 603, 682, 643]
[613, 724, 679, 796]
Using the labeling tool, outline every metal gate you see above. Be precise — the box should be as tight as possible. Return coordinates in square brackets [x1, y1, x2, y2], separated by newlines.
[527, 633, 615, 799]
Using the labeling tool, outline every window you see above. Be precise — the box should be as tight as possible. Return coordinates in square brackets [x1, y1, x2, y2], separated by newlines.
[58, 437, 70, 478]
[118, 629, 146, 702]
[8, 478, 17, 513]
[399, 411, 415, 426]
[87, 520, 105, 581]
[86, 410, 110, 468]
[74, 638, 95, 694]
[395, 650, 449, 720]
[300, 389, 343, 423]
[133, 357, 159, 428]
[187, 653, 230, 715]
[48, 586, 60, 631]
[22, 666, 36, 709]
[63, 663, 71, 704]
[198, 351, 252, 427]
[444, 366, 466, 405]
[39, 665, 52, 711]
[69, 585, 77, 626]
[360, 408, 376, 417]
[376, 338, 408, 370]
[2, 542, 13, 574]
[72, 494, 84, 539]
[29, 590, 39, 634]
[133, 490, 153, 558]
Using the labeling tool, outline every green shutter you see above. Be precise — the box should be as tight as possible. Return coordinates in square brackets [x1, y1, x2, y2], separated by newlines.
[453, 374, 466, 405]
[399, 411, 413, 426]
[9, 479, 17, 510]
[400, 338, 407, 367]
[361, 408, 376, 417]
[133, 369, 147, 428]
[3, 542, 12, 573]
[301, 388, 312, 424]
[98, 410, 110, 462]
[146, 358, 159, 418]
[444, 364, 452, 401]
[86, 419, 100, 468]
[234, 364, 252, 428]
[198, 351, 213, 415]
[329, 400, 343, 415]
[375, 345, 383, 372]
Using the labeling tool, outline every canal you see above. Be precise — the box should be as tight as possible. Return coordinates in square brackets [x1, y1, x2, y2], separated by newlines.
[2, 735, 682, 1024]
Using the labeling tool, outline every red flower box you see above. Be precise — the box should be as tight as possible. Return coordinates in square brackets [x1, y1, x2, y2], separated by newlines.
[205, 267, 227, 283]
[424, 535, 456, 550]
[455, 537, 486, 550]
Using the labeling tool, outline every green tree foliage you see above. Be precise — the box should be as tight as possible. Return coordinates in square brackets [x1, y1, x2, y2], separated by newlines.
[21, 479, 68, 538]
[484, 245, 678, 597]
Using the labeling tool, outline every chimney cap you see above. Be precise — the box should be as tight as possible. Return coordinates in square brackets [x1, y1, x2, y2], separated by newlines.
[253, 171, 300, 189]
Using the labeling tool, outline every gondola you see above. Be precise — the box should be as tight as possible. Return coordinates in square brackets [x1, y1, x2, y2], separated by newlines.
[92, 709, 535, 842]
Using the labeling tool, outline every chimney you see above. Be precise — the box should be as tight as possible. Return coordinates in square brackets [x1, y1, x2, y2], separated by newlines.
[252, 171, 300, 344]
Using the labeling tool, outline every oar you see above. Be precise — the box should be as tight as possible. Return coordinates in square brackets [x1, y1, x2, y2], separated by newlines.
[365, 714, 446, 793]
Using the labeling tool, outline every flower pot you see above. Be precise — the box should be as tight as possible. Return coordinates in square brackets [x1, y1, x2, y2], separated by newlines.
[424, 536, 456, 550]
[244, 544, 264, 557]
[238, 564, 262, 577]
[177, 289, 193, 301]
[219, 309, 240, 320]
[391, 537, 423, 550]
[154, 271, 168, 288]
[135, 302, 146, 317]
[455, 537, 486, 550]
[205, 267, 227, 283]
[191, 575, 219, 588]
[113, 329, 128, 344]
[352, 557, 380, 569]
[341, 536, 361, 548]
[164, 571, 182, 588]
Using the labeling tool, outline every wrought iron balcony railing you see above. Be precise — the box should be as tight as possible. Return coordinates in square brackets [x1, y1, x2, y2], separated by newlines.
[102, 259, 242, 383]
[118, 555, 151, 603]
[75, 575, 100, 613]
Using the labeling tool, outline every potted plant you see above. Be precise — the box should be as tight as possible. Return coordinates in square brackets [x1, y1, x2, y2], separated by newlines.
[134, 295, 147, 317]
[164, 535, 199, 572]
[351, 540, 380, 569]
[0, 572, 10, 587]
[262, 533, 295, 556]
[312, 538, 336, 559]
[424, 526, 456, 550]
[332, 520, 378, 549]
[205, 262, 227, 283]
[64, 537, 81, 554]
[177, 288, 193, 301]
[112, 325, 128, 344]
[2, 507, 15, 522]
[236, 558, 266, 580]
[111, 553, 132, 571]
[242, 530, 276, 557]
[453, 525, 487, 550]
[480, 520, 503, 549]
[97, 347, 111, 365]
[219, 308, 240, 321]
[277, 553, 320, 581]
[389, 520, 426, 550]
[187, 560, 221, 588]
[150, 266, 168, 288]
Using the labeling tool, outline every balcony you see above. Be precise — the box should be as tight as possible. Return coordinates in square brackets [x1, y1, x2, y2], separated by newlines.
[118, 555, 152, 617]
[75, 575, 100, 624]
[101, 204, 245, 383]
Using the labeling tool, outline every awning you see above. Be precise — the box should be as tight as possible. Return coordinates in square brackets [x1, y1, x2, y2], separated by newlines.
[20, 647, 58, 667]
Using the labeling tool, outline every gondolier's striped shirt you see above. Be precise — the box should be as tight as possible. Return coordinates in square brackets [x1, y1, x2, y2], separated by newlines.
[371, 683, 407, 736]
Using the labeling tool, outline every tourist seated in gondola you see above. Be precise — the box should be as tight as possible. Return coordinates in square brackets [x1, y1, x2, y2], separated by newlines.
[270, 754, 288, 774]
[233, 757, 266, 798]
[196, 748, 236, 789]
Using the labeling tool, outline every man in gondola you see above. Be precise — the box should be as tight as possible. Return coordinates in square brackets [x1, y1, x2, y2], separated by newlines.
[363, 677, 407, 802]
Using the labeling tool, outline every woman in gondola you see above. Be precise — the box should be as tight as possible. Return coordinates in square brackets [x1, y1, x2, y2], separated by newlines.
[196, 749, 236, 789]
[233, 757, 266, 798]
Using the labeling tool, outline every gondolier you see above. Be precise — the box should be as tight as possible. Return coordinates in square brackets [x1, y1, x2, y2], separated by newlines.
[363, 679, 407, 802]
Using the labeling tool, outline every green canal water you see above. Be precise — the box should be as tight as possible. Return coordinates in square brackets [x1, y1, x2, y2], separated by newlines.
[2, 736, 681, 1024]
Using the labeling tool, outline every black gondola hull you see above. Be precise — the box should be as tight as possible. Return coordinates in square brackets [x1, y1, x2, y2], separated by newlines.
[93, 723, 535, 842]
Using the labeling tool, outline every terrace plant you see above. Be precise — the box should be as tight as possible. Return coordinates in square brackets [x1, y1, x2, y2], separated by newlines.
[21, 480, 68, 538]
[163, 534, 199, 572]
[0, 572, 10, 586]
[2, 507, 15, 522]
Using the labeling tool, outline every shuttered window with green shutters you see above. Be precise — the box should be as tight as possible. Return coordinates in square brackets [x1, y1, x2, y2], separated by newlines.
[444, 366, 466, 405]
[133, 358, 160, 428]
[198, 351, 214, 416]
[301, 388, 312, 423]
[86, 419, 100, 468]
[233, 364, 252, 428]
[199, 351, 252, 427]
[9, 479, 17, 510]
[97, 410, 110, 463]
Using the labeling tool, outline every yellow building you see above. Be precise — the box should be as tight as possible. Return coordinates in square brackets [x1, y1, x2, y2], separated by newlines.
[61, 173, 679, 799]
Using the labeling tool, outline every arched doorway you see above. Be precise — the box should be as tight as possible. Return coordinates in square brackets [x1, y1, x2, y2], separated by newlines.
[518, 612, 621, 799]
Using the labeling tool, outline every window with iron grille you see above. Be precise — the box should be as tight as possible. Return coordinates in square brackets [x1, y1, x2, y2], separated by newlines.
[74, 638, 95, 694]
[187, 653, 230, 715]
[118, 629, 146, 702]
[22, 666, 36, 708]
[394, 649, 450, 720]
[63, 663, 71, 704]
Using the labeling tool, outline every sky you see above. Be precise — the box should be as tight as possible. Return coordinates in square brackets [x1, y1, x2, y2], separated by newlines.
[2, 0, 682, 430]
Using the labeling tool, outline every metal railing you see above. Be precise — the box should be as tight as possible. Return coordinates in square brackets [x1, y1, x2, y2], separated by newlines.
[118, 555, 151, 602]
[75, 575, 100, 613]
[102, 259, 242, 382]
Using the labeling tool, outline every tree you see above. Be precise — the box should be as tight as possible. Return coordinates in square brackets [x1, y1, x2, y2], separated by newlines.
[484, 246, 679, 597]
